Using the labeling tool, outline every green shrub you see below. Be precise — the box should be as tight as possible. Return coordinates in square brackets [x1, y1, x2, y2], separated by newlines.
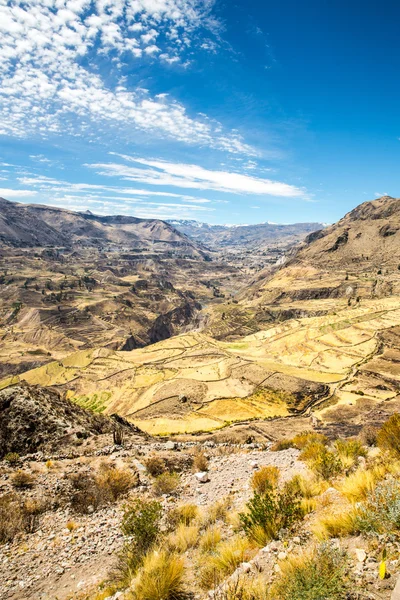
[239, 484, 302, 543]
[355, 478, 400, 534]
[116, 498, 163, 584]
[308, 447, 343, 480]
[334, 439, 366, 468]
[377, 414, 400, 457]
[271, 544, 350, 600]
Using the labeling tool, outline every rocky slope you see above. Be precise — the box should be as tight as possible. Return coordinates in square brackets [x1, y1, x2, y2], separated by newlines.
[168, 219, 324, 250]
[239, 196, 400, 308]
[0, 198, 204, 257]
[0, 384, 143, 457]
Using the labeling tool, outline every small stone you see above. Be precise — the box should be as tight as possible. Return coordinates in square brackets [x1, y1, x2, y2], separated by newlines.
[355, 549, 367, 563]
[249, 461, 259, 469]
[278, 552, 287, 561]
[165, 441, 176, 451]
[292, 537, 301, 544]
[274, 564, 281, 573]
[195, 472, 210, 483]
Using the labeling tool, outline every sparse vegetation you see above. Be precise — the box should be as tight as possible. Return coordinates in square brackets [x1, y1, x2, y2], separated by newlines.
[167, 523, 199, 553]
[377, 413, 400, 457]
[11, 470, 35, 489]
[167, 503, 199, 528]
[116, 498, 163, 585]
[153, 472, 180, 496]
[240, 484, 302, 544]
[251, 466, 279, 494]
[69, 464, 138, 513]
[199, 525, 222, 553]
[199, 535, 251, 589]
[193, 449, 209, 472]
[4, 452, 20, 465]
[270, 544, 350, 600]
[130, 550, 185, 600]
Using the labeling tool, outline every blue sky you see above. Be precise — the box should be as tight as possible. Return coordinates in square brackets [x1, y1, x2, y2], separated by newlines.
[0, 0, 399, 225]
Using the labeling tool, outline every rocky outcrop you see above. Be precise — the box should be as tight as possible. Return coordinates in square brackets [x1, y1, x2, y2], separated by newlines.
[148, 299, 201, 344]
[0, 384, 141, 457]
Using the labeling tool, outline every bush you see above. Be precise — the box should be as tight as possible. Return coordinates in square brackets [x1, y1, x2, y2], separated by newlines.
[240, 485, 302, 543]
[355, 478, 400, 534]
[312, 509, 358, 540]
[69, 472, 106, 513]
[251, 466, 279, 494]
[337, 466, 385, 502]
[0, 494, 45, 542]
[334, 438, 366, 468]
[69, 465, 138, 513]
[360, 425, 379, 447]
[153, 472, 180, 496]
[302, 445, 342, 480]
[377, 414, 400, 457]
[4, 452, 20, 465]
[11, 470, 35, 489]
[117, 498, 163, 584]
[145, 455, 167, 477]
[193, 450, 209, 472]
[96, 464, 138, 501]
[270, 544, 350, 600]
[201, 496, 232, 526]
[131, 550, 185, 600]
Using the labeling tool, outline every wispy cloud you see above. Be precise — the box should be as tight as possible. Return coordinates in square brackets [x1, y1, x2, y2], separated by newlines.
[87, 154, 306, 197]
[0, 188, 37, 198]
[0, 0, 253, 154]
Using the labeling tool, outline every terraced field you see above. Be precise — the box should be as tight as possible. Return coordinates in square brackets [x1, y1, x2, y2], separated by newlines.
[2, 296, 399, 435]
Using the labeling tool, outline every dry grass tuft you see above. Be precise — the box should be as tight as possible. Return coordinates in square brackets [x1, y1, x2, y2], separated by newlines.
[377, 414, 400, 457]
[131, 550, 186, 600]
[200, 496, 232, 526]
[193, 450, 209, 472]
[312, 508, 358, 540]
[153, 472, 180, 496]
[337, 466, 385, 502]
[251, 466, 279, 494]
[167, 523, 199, 553]
[167, 503, 199, 529]
[199, 535, 251, 589]
[144, 455, 167, 477]
[199, 525, 222, 553]
[11, 470, 35, 489]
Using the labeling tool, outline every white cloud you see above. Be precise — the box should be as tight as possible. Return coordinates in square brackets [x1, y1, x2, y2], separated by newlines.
[0, 0, 254, 155]
[87, 154, 305, 197]
[0, 188, 37, 197]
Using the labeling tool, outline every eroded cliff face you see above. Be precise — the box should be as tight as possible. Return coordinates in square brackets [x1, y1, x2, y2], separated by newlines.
[148, 299, 202, 344]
